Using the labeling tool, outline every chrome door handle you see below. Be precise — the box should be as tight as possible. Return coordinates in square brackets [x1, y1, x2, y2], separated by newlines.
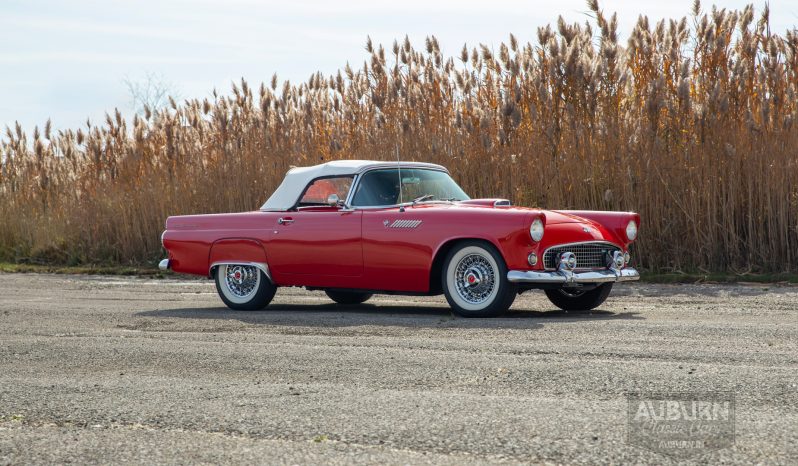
[278, 217, 294, 225]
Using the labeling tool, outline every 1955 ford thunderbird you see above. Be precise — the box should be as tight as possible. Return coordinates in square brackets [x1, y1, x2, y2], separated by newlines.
[159, 160, 640, 317]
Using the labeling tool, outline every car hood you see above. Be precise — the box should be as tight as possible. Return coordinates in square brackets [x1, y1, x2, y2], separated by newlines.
[454, 199, 591, 225]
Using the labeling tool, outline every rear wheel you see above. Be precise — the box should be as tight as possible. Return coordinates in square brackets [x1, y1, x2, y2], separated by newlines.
[325, 290, 373, 305]
[442, 241, 516, 317]
[544, 283, 613, 311]
[214, 264, 276, 310]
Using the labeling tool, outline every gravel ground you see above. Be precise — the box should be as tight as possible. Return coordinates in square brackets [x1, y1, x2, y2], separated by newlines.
[0, 273, 796, 465]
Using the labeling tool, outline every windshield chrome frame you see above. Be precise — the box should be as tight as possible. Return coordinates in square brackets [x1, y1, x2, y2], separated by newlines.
[344, 166, 465, 211]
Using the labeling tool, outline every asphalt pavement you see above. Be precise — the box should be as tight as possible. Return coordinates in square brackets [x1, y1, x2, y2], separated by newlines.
[0, 274, 796, 464]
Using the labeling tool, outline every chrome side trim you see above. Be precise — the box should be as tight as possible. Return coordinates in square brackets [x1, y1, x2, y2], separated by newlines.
[209, 261, 271, 282]
[158, 259, 170, 271]
[507, 267, 640, 286]
[389, 219, 422, 229]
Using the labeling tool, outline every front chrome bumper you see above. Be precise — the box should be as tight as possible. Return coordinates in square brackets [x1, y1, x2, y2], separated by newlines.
[507, 267, 640, 286]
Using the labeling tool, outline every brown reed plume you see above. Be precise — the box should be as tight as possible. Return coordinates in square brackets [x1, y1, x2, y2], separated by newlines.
[1, 1, 796, 273]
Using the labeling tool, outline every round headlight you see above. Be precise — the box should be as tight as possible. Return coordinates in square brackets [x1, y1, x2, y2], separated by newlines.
[626, 220, 638, 241]
[527, 252, 538, 266]
[530, 218, 544, 242]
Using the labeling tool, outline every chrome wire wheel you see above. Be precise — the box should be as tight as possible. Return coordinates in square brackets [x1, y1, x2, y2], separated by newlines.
[444, 244, 506, 314]
[454, 253, 497, 305]
[221, 264, 261, 303]
[442, 242, 515, 317]
[214, 263, 276, 311]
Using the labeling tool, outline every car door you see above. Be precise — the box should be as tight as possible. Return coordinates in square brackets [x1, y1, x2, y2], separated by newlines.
[266, 176, 364, 286]
[351, 168, 438, 292]
[360, 207, 433, 292]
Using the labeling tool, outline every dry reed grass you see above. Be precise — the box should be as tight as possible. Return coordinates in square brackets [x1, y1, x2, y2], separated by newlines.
[1, 1, 796, 273]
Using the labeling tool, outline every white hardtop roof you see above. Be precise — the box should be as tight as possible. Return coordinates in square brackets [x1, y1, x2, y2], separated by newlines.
[260, 160, 448, 211]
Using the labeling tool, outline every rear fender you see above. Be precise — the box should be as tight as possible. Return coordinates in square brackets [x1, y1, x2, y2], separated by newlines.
[208, 238, 271, 281]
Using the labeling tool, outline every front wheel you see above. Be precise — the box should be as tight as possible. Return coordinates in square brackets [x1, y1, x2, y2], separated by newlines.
[214, 264, 276, 310]
[544, 283, 613, 311]
[442, 241, 517, 317]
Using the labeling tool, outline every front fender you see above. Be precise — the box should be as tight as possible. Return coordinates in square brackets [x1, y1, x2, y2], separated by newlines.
[555, 211, 640, 247]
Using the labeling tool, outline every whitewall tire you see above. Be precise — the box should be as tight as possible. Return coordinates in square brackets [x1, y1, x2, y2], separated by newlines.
[442, 241, 517, 317]
[214, 264, 276, 310]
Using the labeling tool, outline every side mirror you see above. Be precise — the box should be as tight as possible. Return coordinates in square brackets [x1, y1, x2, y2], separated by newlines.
[327, 193, 344, 207]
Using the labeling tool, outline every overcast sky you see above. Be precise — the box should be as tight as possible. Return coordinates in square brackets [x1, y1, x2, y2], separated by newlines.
[2, 0, 796, 134]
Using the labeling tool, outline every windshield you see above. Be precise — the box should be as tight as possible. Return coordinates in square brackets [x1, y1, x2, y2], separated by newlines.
[351, 168, 470, 207]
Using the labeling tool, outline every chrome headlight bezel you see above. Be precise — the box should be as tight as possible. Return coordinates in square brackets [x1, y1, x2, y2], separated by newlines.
[626, 220, 638, 241]
[530, 218, 544, 242]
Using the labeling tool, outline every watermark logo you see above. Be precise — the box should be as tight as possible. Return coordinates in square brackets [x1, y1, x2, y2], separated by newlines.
[627, 391, 735, 459]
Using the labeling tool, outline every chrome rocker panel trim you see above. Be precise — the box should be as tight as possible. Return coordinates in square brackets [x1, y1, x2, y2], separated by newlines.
[158, 259, 170, 271]
[208, 261, 272, 282]
[507, 267, 640, 286]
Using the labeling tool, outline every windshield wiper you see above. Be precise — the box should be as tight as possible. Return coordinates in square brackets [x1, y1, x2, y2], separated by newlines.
[411, 194, 434, 205]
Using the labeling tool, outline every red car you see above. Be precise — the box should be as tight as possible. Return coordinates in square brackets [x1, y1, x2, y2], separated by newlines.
[160, 160, 639, 317]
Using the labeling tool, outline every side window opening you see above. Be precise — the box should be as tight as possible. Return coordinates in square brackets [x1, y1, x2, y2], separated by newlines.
[298, 176, 353, 207]
[351, 170, 400, 206]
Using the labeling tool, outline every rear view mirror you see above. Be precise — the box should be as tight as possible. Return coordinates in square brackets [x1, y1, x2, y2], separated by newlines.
[327, 193, 343, 207]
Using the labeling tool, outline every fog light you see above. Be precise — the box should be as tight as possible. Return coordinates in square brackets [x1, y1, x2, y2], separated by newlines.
[612, 251, 625, 269]
[528, 252, 538, 266]
[558, 252, 577, 271]
[624, 251, 631, 265]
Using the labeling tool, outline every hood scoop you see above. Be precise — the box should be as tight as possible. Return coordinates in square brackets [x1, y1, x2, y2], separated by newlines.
[459, 199, 512, 208]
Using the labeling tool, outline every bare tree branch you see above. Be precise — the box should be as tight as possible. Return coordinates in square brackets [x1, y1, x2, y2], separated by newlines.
[123, 71, 181, 117]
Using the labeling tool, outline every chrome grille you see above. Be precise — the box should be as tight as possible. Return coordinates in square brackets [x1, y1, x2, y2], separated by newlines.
[543, 242, 620, 270]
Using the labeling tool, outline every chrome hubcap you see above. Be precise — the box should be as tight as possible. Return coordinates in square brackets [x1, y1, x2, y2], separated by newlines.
[224, 265, 259, 298]
[455, 254, 496, 305]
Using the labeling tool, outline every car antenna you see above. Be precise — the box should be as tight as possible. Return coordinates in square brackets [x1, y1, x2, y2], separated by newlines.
[396, 144, 405, 212]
